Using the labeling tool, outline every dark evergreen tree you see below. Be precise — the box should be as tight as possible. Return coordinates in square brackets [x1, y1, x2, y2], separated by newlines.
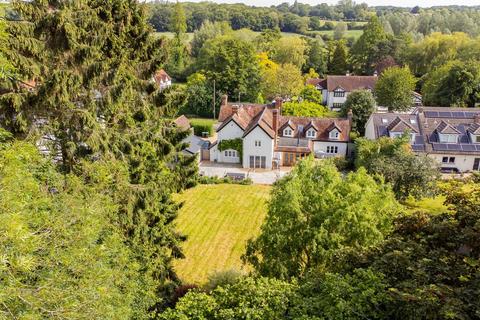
[1, 0, 198, 316]
[328, 40, 349, 75]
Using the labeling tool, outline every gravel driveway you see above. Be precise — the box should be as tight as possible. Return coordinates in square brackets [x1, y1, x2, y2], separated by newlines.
[199, 162, 292, 185]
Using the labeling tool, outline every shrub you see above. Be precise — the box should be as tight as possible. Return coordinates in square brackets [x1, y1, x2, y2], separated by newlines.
[192, 123, 213, 137]
[198, 175, 253, 185]
[204, 269, 244, 292]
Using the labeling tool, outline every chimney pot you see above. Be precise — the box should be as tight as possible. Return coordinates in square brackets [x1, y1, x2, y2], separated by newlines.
[474, 114, 480, 124]
[221, 95, 228, 106]
[347, 109, 353, 125]
[274, 97, 283, 114]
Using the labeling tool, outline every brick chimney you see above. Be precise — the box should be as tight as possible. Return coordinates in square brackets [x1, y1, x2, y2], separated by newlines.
[274, 97, 283, 114]
[474, 113, 480, 124]
[347, 109, 353, 126]
[272, 108, 279, 145]
[231, 104, 239, 114]
[221, 95, 228, 106]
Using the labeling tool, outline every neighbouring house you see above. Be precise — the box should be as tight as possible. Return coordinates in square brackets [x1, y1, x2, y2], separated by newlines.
[307, 75, 378, 111]
[208, 96, 352, 169]
[365, 107, 480, 173]
[153, 69, 172, 90]
[173, 115, 209, 160]
[306, 75, 423, 111]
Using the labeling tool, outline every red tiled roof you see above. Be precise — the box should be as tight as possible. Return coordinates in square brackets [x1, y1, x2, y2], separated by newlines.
[278, 116, 351, 142]
[173, 115, 191, 131]
[218, 103, 265, 123]
[217, 100, 351, 143]
[326, 75, 377, 92]
[153, 69, 171, 84]
[306, 78, 327, 88]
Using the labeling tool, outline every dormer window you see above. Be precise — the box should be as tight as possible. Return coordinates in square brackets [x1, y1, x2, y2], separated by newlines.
[284, 128, 293, 137]
[475, 135, 480, 143]
[389, 132, 403, 139]
[329, 129, 340, 140]
[333, 88, 345, 97]
[438, 133, 458, 143]
[306, 129, 316, 138]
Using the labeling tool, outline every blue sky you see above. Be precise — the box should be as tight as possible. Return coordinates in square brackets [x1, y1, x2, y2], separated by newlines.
[179, 0, 479, 8]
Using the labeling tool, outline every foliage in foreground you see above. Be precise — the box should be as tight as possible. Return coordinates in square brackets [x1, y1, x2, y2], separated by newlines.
[163, 176, 480, 320]
[355, 136, 440, 200]
[243, 159, 400, 280]
[0, 139, 139, 319]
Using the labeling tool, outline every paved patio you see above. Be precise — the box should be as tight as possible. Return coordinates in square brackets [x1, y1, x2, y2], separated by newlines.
[199, 161, 292, 185]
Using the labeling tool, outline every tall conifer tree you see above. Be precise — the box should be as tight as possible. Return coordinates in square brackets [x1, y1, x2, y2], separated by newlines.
[1, 0, 197, 316]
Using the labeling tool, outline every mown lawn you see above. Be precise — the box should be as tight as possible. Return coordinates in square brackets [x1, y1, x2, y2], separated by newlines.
[174, 184, 270, 284]
[189, 117, 217, 127]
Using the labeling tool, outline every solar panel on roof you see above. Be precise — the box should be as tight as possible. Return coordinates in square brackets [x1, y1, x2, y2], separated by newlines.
[452, 112, 464, 118]
[424, 111, 439, 117]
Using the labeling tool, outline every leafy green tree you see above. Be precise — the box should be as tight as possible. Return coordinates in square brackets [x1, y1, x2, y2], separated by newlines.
[375, 66, 417, 111]
[183, 72, 222, 118]
[166, 1, 190, 78]
[244, 159, 400, 279]
[349, 181, 480, 318]
[291, 269, 389, 320]
[255, 28, 282, 54]
[170, 1, 187, 37]
[328, 40, 349, 75]
[160, 277, 295, 320]
[333, 21, 348, 40]
[355, 136, 440, 200]
[423, 60, 480, 107]
[191, 20, 232, 57]
[300, 84, 323, 104]
[282, 100, 328, 117]
[303, 38, 327, 75]
[198, 36, 261, 102]
[272, 37, 307, 68]
[340, 89, 376, 135]
[0, 138, 139, 319]
[351, 16, 387, 74]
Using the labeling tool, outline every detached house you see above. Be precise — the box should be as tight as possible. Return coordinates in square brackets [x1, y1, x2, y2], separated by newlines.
[307, 75, 423, 111]
[307, 75, 378, 111]
[152, 69, 172, 90]
[365, 107, 480, 173]
[209, 96, 352, 169]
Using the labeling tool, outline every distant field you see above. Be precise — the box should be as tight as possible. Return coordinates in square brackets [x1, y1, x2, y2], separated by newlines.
[174, 184, 270, 284]
[309, 29, 364, 39]
[153, 29, 363, 41]
[189, 117, 217, 127]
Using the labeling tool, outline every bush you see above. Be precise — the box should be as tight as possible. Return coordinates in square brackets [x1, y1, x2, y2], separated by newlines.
[192, 123, 213, 137]
[204, 269, 244, 292]
[198, 175, 253, 185]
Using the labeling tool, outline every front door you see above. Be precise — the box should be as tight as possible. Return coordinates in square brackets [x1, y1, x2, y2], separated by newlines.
[474, 158, 480, 171]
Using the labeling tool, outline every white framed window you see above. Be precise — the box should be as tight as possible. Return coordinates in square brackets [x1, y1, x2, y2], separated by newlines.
[475, 135, 480, 143]
[439, 134, 458, 143]
[284, 128, 293, 137]
[329, 129, 339, 140]
[326, 146, 338, 154]
[224, 151, 228, 156]
[333, 90, 345, 97]
[332, 103, 344, 108]
[306, 130, 316, 138]
[255, 140, 262, 147]
[389, 132, 403, 139]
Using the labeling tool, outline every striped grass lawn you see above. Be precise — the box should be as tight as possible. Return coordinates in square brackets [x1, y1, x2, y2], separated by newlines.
[173, 184, 270, 284]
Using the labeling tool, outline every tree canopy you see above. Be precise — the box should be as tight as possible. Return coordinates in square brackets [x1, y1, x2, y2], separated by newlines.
[375, 66, 417, 111]
[244, 159, 400, 279]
